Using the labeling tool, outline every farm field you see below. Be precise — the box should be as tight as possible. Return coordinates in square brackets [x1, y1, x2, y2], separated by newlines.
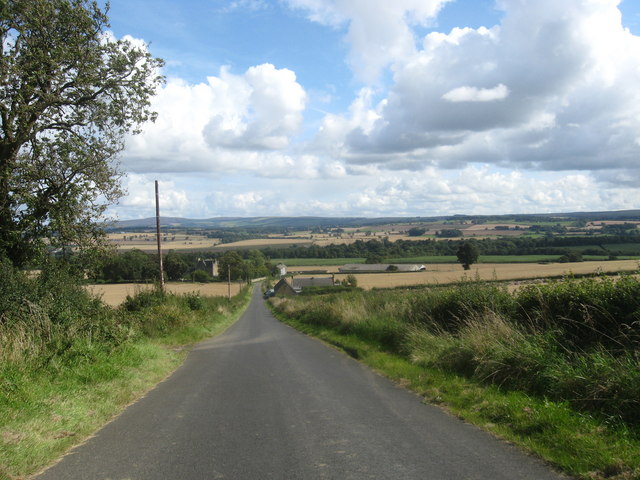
[108, 232, 219, 251]
[212, 237, 314, 250]
[87, 282, 245, 307]
[273, 254, 640, 267]
[321, 259, 639, 289]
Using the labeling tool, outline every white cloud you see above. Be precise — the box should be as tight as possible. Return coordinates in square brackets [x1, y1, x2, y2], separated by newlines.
[118, 175, 190, 218]
[204, 64, 307, 150]
[284, 0, 452, 82]
[122, 64, 307, 173]
[318, 0, 640, 189]
[112, 1, 640, 219]
[442, 83, 509, 102]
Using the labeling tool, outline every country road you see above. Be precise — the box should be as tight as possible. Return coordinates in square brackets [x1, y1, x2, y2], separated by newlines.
[35, 286, 566, 480]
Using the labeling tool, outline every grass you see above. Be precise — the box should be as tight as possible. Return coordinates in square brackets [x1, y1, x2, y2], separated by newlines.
[270, 257, 366, 266]
[0, 266, 252, 480]
[269, 275, 640, 480]
[1, 341, 181, 479]
[275, 255, 640, 266]
[273, 313, 640, 480]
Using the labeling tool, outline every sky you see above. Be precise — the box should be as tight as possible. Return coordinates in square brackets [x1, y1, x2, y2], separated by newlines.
[105, 0, 640, 220]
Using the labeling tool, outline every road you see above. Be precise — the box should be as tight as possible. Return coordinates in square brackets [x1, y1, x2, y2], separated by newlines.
[35, 286, 566, 480]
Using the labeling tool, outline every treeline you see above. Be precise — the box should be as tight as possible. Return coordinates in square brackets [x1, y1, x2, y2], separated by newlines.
[92, 249, 277, 283]
[260, 234, 640, 260]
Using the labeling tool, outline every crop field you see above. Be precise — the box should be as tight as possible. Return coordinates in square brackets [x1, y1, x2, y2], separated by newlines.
[87, 282, 245, 307]
[328, 259, 640, 290]
[108, 232, 219, 251]
[272, 254, 633, 266]
[212, 237, 314, 249]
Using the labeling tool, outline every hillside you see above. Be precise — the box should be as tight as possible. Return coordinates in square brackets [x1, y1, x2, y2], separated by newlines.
[109, 210, 640, 231]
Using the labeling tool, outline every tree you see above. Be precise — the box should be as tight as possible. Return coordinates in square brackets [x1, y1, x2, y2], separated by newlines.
[0, 0, 164, 266]
[217, 251, 245, 281]
[456, 241, 479, 270]
[192, 269, 212, 283]
[437, 229, 463, 238]
[164, 250, 188, 281]
[246, 249, 269, 278]
[343, 274, 358, 287]
[407, 227, 426, 237]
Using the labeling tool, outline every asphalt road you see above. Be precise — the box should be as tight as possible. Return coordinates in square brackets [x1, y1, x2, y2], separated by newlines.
[35, 286, 566, 480]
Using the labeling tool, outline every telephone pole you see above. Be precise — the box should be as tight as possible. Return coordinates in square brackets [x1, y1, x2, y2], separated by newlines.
[155, 180, 165, 292]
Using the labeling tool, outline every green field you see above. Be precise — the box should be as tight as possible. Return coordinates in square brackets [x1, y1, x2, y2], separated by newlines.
[271, 253, 640, 267]
[270, 257, 367, 266]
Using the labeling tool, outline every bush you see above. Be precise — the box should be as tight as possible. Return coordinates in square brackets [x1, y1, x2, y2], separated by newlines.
[273, 275, 640, 426]
[192, 269, 212, 283]
[122, 288, 165, 312]
[514, 275, 640, 350]
[405, 282, 515, 333]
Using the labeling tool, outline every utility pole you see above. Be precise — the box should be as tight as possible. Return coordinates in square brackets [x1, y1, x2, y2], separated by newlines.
[155, 180, 165, 293]
[227, 264, 231, 300]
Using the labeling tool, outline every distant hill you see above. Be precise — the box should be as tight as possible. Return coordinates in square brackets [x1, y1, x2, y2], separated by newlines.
[108, 210, 640, 231]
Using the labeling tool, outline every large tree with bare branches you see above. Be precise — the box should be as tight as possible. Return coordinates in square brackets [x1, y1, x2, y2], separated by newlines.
[0, 0, 163, 266]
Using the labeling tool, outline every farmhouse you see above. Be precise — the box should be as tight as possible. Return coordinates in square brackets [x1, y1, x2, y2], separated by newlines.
[196, 258, 218, 277]
[292, 276, 336, 289]
[273, 278, 297, 296]
[276, 263, 287, 277]
[339, 264, 426, 273]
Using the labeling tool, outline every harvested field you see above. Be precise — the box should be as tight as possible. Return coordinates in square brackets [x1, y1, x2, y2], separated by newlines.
[108, 233, 219, 251]
[87, 282, 245, 307]
[332, 259, 639, 289]
[213, 238, 314, 249]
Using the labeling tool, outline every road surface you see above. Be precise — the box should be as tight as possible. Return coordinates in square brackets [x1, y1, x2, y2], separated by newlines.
[35, 286, 565, 479]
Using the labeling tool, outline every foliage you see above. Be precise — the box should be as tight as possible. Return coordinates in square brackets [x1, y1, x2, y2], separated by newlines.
[436, 229, 463, 238]
[343, 274, 358, 287]
[456, 241, 479, 270]
[217, 250, 247, 281]
[272, 274, 640, 428]
[557, 251, 583, 262]
[0, 0, 164, 267]
[0, 260, 251, 478]
[164, 250, 189, 280]
[260, 234, 640, 261]
[407, 227, 426, 236]
[98, 249, 158, 282]
[191, 269, 212, 283]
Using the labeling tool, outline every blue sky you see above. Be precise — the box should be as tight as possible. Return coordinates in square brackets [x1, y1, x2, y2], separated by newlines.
[106, 0, 640, 219]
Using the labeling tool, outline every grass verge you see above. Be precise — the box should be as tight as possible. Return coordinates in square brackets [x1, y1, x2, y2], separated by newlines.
[0, 286, 252, 480]
[269, 281, 640, 480]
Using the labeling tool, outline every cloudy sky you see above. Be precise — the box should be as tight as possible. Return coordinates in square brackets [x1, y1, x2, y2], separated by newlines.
[106, 0, 640, 219]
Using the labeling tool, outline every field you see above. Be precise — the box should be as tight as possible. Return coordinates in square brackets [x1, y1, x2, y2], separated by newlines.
[87, 282, 245, 306]
[274, 255, 584, 266]
[107, 232, 219, 251]
[109, 217, 640, 253]
[286, 260, 640, 289]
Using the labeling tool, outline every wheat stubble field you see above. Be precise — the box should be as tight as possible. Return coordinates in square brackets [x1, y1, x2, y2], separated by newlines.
[331, 259, 639, 289]
[87, 282, 245, 306]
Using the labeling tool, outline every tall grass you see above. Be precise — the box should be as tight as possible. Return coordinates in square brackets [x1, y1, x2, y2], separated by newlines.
[272, 273, 640, 427]
[0, 258, 250, 479]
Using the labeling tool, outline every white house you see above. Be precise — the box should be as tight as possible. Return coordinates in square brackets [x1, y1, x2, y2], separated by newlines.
[276, 263, 287, 277]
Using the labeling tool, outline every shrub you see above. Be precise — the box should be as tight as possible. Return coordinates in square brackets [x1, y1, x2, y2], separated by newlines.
[514, 275, 640, 350]
[122, 288, 165, 312]
[274, 276, 640, 426]
[192, 269, 212, 283]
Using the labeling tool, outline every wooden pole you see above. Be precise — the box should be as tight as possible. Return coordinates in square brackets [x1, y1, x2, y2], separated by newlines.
[155, 180, 165, 293]
[227, 264, 231, 300]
